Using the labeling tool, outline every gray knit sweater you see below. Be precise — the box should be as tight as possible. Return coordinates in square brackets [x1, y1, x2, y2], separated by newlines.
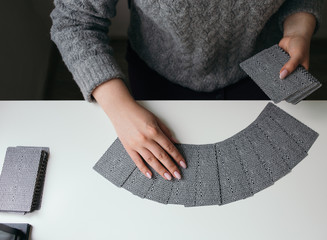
[50, 0, 324, 102]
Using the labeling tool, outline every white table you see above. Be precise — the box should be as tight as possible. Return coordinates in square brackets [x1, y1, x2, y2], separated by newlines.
[0, 101, 326, 240]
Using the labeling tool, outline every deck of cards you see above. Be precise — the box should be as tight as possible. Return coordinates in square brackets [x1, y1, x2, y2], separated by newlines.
[240, 44, 322, 104]
[0, 147, 50, 214]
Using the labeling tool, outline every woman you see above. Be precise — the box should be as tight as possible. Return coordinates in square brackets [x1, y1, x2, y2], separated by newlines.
[50, 0, 323, 181]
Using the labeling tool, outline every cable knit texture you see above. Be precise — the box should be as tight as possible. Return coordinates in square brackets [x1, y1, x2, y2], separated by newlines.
[50, 0, 324, 102]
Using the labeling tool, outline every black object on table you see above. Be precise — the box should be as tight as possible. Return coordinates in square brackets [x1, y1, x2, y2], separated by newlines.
[0, 223, 31, 240]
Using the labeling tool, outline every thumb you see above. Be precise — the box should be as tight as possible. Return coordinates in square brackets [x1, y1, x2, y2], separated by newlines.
[279, 56, 302, 80]
[156, 117, 178, 143]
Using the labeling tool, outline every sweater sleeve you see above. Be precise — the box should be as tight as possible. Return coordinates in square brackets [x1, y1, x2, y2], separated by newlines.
[50, 0, 126, 102]
[278, 0, 325, 35]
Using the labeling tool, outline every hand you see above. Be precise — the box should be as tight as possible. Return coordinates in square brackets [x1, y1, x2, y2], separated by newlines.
[278, 34, 310, 79]
[279, 12, 316, 79]
[112, 101, 186, 180]
[92, 79, 187, 180]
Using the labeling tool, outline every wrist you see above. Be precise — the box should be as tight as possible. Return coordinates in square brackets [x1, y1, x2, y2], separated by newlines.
[92, 78, 137, 118]
[283, 12, 316, 40]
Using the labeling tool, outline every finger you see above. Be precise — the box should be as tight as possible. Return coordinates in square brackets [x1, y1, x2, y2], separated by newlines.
[146, 141, 182, 179]
[127, 149, 152, 179]
[156, 117, 179, 143]
[278, 37, 289, 50]
[302, 59, 310, 70]
[153, 131, 187, 169]
[280, 55, 302, 79]
[139, 148, 173, 181]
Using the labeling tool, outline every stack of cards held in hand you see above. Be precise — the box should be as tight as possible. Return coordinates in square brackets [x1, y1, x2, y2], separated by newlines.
[94, 103, 318, 207]
[0, 146, 50, 214]
[240, 45, 322, 104]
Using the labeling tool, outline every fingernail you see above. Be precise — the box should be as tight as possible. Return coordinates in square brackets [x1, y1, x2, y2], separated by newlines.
[146, 172, 152, 179]
[280, 69, 288, 79]
[180, 161, 187, 169]
[164, 172, 172, 180]
[174, 171, 181, 180]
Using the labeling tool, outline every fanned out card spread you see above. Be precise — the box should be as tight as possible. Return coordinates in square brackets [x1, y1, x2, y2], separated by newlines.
[240, 45, 322, 104]
[0, 146, 50, 214]
[94, 103, 318, 207]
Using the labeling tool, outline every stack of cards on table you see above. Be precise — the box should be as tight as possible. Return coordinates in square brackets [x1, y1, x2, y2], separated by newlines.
[240, 44, 322, 104]
[0, 146, 50, 214]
